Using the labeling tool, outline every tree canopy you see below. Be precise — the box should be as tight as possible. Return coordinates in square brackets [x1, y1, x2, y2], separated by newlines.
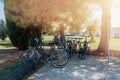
[4, 0, 90, 32]
[4, 0, 113, 52]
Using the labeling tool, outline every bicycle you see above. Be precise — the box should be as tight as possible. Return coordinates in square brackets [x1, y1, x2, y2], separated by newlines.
[78, 37, 91, 60]
[21, 38, 41, 65]
[66, 40, 74, 58]
[21, 38, 68, 68]
[53, 36, 69, 57]
[66, 38, 81, 58]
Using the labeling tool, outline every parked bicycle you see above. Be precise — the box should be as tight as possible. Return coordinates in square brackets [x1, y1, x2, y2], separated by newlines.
[21, 38, 68, 68]
[78, 37, 91, 60]
[65, 37, 83, 58]
[54, 36, 75, 59]
[66, 40, 74, 58]
[21, 38, 41, 65]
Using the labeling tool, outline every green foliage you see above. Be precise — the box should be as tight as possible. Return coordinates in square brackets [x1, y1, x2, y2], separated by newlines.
[0, 31, 7, 40]
[87, 21, 99, 35]
[4, 0, 90, 32]
[4, 0, 103, 49]
[0, 20, 7, 40]
[85, 20, 100, 42]
[6, 19, 41, 50]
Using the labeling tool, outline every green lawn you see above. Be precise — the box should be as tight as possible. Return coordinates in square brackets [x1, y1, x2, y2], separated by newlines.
[110, 38, 120, 50]
[0, 38, 13, 49]
[88, 37, 120, 50]
[0, 36, 120, 50]
[44, 36, 120, 50]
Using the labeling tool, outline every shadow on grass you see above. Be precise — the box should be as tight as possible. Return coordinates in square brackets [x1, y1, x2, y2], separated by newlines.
[0, 48, 44, 80]
[0, 49, 22, 79]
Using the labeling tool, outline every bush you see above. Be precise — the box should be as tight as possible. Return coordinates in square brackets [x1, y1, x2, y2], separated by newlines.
[0, 31, 7, 40]
[6, 19, 41, 50]
[0, 20, 7, 40]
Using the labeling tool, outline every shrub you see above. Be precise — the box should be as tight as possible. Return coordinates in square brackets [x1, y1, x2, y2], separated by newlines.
[0, 20, 7, 40]
[6, 19, 41, 50]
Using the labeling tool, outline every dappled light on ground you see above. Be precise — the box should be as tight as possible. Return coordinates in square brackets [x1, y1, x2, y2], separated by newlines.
[29, 55, 120, 80]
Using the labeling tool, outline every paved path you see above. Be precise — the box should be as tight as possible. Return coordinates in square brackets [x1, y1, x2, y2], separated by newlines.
[28, 55, 120, 80]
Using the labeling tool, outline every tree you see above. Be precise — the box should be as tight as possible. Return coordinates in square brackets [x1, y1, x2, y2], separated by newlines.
[0, 19, 7, 40]
[4, 0, 90, 49]
[86, 20, 99, 42]
[97, 0, 112, 54]
[86, 0, 112, 55]
[6, 19, 41, 50]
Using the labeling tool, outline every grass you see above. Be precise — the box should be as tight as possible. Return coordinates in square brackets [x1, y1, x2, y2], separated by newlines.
[110, 38, 120, 50]
[44, 36, 120, 50]
[0, 38, 13, 49]
[43, 36, 54, 42]
[0, 36, 120, 50]
[88, 37, 120, 50]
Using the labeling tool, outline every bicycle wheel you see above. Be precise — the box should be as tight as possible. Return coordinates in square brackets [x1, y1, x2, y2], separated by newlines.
[78, 49, 86, 60]
[80, 52, 86, 60]
[31, 49, 40, 64]
[21, 48, 33, 63]
[21, 48, 40, 64]
[87, 47, 90, 56]
[38, 48, 46, 62]
[51, 49, 68, 68]
[66, 49, 72, 58]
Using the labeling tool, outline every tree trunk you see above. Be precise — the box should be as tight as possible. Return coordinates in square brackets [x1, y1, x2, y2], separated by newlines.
[60, 24, 65, 38]
[89, 31, 94, 42]
[97, 0, 111, 54]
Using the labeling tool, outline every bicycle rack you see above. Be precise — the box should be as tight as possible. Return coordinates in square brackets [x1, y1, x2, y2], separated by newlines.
[2, 59, 35, 80]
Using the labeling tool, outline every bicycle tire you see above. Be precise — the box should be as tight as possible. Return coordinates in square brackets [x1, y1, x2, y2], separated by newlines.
[50, 49, 68, 68]
[21, 48, 33, 63]
[78, 49, 86, 60]
[21, 48, 40, 64]
[31, 49, 40, 64]
[87, 47, 90, 56]
[38, 48, 46, 62]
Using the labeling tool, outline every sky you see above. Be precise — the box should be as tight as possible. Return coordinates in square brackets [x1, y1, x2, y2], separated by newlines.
[0, 1, 5, 20]
[111, 7, 120, 27]
[0, 1, 120, 28]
